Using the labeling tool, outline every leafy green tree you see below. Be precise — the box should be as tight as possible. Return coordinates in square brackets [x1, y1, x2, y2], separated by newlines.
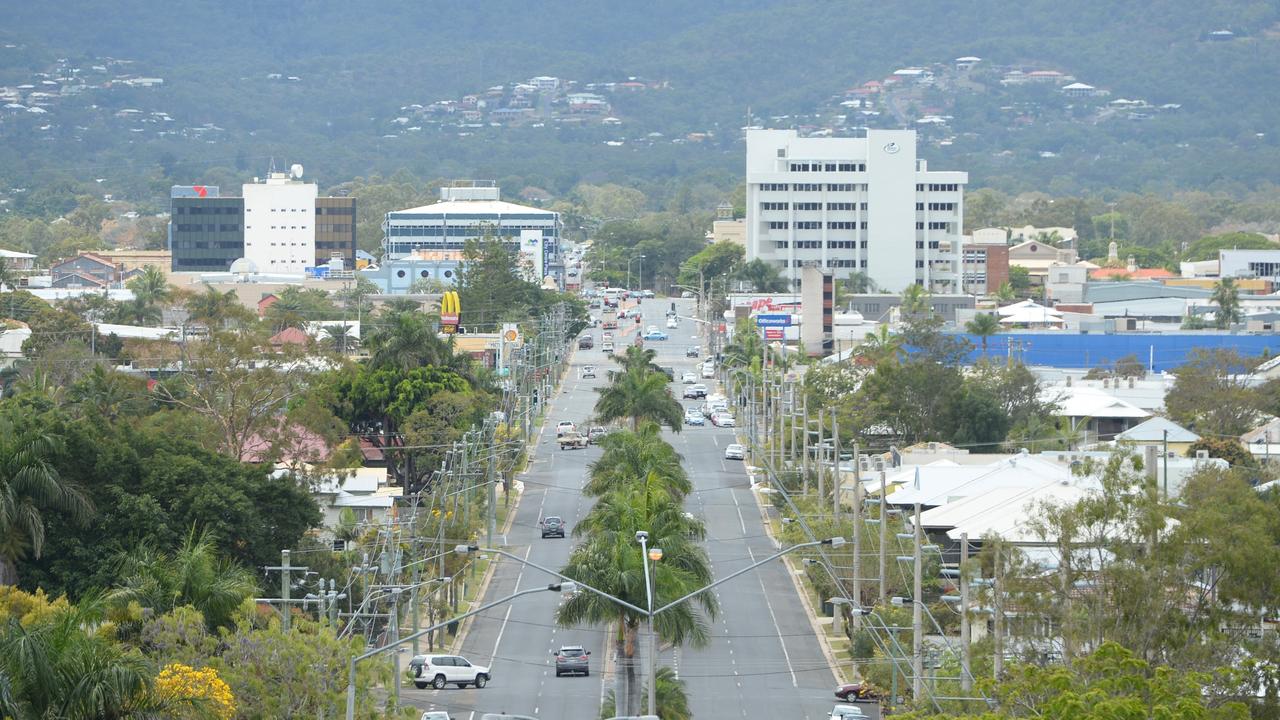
[594, 366, 683, 431]
[859, 324, 902, 366]
[1185, 437, 1254, 467]
[109, 528, 258, 631]
[945, 384, 1010, 452]
[1211, 277, 1242, 328]
[1007, 266, 1032, 295]
[111, 296, 163, 326]
[0, 416, 90, 586]
[1166, 349, 1260, 436]
[363, 308, 455, 372]
[601, 665, 691, 720]
[184, 285, 250, 329]
[677, 241, 743, 295]
[263, 286, 337, 332]
[735, 258, 789, 293]
[964, 312, 1001, 356]
[1183, 232, 1274, 262]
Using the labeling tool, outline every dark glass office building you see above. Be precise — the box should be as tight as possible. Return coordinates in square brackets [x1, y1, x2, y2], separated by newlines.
[170, 191, 246, 271]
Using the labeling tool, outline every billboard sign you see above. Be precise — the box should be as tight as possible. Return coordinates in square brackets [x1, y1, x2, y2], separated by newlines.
[755, 314, 792, 327]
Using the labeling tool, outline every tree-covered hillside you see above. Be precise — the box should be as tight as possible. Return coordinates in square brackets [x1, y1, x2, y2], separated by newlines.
[2, 0, 1278, 207]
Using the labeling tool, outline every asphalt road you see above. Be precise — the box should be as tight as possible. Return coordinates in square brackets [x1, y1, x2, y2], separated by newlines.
[403, 297, 841, 720]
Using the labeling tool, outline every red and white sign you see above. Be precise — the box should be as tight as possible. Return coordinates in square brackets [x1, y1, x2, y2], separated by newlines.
[764, 328, 784, 339]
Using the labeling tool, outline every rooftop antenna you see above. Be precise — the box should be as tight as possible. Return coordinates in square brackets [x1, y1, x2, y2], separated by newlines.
[268, 156, 277, 174]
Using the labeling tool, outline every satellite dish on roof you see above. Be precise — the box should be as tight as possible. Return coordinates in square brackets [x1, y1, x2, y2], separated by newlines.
[290, 163, 304, 179]
[229, 257, 259, 281]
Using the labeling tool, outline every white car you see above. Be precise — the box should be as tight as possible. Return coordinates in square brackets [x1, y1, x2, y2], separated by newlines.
[829, 704, 868, 720]
[701, 365, 715, 379]
[556, 421, 575, 437]
[681, 371, 697, 384]
[712, 412, 736, 428]
[666, 317, 678, 329]
[409, 654, 491, 690]
[421, 712, 452, 720]
[724, 443, 746, 460]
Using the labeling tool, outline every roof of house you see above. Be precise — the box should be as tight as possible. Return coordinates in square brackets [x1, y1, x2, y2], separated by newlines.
[243, 424, 334, 464]
[1083, 281, 1211, 303]
[52, 252, 115, 269]
[931, 483, 1093, 543]
[1090, 267, 1176, 280]
[880, 455, 1075, 508]
[0, 248, 36, 259]
[1242, 417, 1280, 444]
[268, 327, 310, 346]
[1043, 385, 1151, 420]
[50, 270, 107, 288]
[1116, 416, 1199, 443]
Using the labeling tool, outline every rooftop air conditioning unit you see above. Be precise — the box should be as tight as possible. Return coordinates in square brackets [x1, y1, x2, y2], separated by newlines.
[873, 456, 886, 471]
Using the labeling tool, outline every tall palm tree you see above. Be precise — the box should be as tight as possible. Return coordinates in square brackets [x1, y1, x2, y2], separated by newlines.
[735, 258, 789, 293]
[0, 419, 91, 586]
[184, 285, 240, 328]
[594, 367, 684, 431]
[586, 423, 690, 498]
[1212, 277, 1242, 329]
[859, 324, 902, 366]
[365, 310, 453, 372]
[108, 528, 258, 631]
[965, 312, 1001, 357]
[125, 266, 171, 307]
[111, 297, 162, 327]
[602, 666, 692, 720]
[557, 482, 716, 717]
[720, 319, 766, 371]
[321, 324, 357, 355]
[613, 345, 658, 375]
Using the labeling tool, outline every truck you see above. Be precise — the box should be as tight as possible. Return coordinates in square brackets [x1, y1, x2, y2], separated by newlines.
[601, 310, 619, 330]
[558, 432, 589, 450]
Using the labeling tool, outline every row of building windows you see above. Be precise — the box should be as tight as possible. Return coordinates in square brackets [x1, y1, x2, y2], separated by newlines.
[918, 183, 961, 192]
[760, 183, 871, 192]
[795, 221, 822, 229]
[916, 240, 943, 249]
[782, 259, 868, 268]
[760, 202, 789, 210]
[793, 183, 823, 192]
[915, 221, 952, 230]
[316, 206, 354, 215]
[795, 202, 821, 210]
[767, 221, 871, 230]
[316, 223, 353, 233]
[174, 224, 240, 232]
[173, 240, 242, 250]
[788, 162, 868, 172]
[916, 202, 957, 211]
[175, 206, 239, 215]
[247, 207, 310, 213]
[760, 202, 872, 212]
[776, 240, 872, 250]
[245, 226, 309, 231]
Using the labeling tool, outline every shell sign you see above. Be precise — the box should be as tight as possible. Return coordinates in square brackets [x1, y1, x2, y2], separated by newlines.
[440, 291, 461, 333]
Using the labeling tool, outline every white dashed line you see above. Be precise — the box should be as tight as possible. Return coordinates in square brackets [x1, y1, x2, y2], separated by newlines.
[748, 546, 798, 687]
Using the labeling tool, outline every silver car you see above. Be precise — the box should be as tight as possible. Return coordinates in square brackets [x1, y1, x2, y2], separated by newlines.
[554, 645, 591, 677]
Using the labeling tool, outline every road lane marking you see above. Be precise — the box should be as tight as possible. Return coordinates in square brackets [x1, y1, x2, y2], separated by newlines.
[748, 546, 798, 687]
[732, 491, 747, 535]
[491, 605, 513, 660]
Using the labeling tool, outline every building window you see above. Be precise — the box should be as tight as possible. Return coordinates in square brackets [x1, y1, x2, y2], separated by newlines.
[760, 202, 790, 211]
[827, 202, 854, 211]
[768, 221, 790, 230]
[396, 270, 406, 278]
[795, 202, 821, 211]
[795, 221, 821, 229]
[793, 183, 822, 191]
[828, 221, 856, 229]
[826, 183, 854, 191]
[760, 183, 789, 192]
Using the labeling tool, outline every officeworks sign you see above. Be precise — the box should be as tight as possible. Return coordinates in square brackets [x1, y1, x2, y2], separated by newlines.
[755, 314, 792, 327]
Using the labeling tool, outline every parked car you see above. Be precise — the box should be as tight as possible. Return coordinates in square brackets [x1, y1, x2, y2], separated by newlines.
[553, 645, 591, 676]
[712, 412, 736, 428]
[680, 290, 695, 298]
[724, 443, 746, 460]
[540, 516, 566, 538]
[684, 410, 705, 426]
[641, 289, 655, 298]
[559, 432, 588, 450]
[408, 654, 491, 690]
[686, 346, 700, 358]
[666, 317, 678, 329]
[681, 371, 697, 384]
[701, 364, 716, 379]
[683, 384, 707, 399]
[581, 365, 597, 379]
[659, 366, 675, 380]
[420, 712, 452, 720]
[835, 683, 882, 701]
[556, 421, 576, 437]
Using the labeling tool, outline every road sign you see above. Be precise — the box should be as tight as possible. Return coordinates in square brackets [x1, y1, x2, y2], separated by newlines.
[755, 314, 791, 327]
[764, 328, 784, 339]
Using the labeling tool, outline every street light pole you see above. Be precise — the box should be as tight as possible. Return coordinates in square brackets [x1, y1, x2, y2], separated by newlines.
[638, 533, 661, 717]
[912, 502, 924, 701]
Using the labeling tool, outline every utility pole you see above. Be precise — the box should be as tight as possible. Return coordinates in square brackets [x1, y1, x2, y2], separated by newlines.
[264, 549, 307, 632]
[993, 540, 1004, 679]
[879, 471, 888, 605]
[960, 532, 971, 693]
[851, 443, 862, 633]
[487, 429, 498, 548]
[802, 393, 810, 494]
[816, 407, 825, 500]
[912, 502, 924, 702]
[832, 408, 841, 520]
[390, 588, 402, 711]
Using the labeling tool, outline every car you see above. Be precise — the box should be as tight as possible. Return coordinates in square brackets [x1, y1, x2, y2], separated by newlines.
[666, 317, 678, 329]
[829, 704, 868, 720]
[686, 346, 700, 358]
[602, 342, 615, 354]
[421, 712, 451, 720]
[559, 432, 588, 450]
[480, 715, 538, 720]
[540, 516, 566, 538]
[408, 654, 491, 690]
[684, 411, 705, 426]
[701, 364, 716, 379]
[680, 290, 695, 298]
[642, 329, 668, 341]
[659, 366, 675, 380]
[681, 371, 697, 384]
[553, 645, 591, 676]
[835, 683, 882, 701]
[578, 335, 594, 349]
[724, 443, 746, 460]
[581, 365, 597, 379]
[683, 384, 707, 399]
[556, 421, 575, 437]
[642, 289, 655, 298]
[587, 426, 609, 444]
[713, 412, 736, 428]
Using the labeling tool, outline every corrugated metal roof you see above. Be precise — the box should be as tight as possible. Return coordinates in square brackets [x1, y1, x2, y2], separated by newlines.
[390, 199, 556, 216]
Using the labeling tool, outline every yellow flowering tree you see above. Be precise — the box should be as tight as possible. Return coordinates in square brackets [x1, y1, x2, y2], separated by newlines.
[156, 662, 236, 720]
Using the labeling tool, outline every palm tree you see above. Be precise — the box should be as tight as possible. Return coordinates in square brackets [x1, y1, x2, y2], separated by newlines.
[735, 258, 789, 293]
[0, 257, 17, 320]
[125, 266, 171, 307]
[587, 423, 691, 498]
[594, 367, 684, 431]
[321, 324, 357, 355]
[613, 345, 658, 375]
[111, 297, 163, 326]
[859, 324, 902, 366]
[994, 282, 1016, 302]
[184, 285, 240, 328]
[0, 419, 91, 586]
[108, 528, 258, 631]
[557, 482, 716, 717]
[1212, 277, 1242, 329]
[601, 666, 691, 720]
[900, 283, 931, 319]
[720, 318, 765, 371]
[365, 309, 454, 372]
[965, 312, 1001, 357]
[0, 601, 163, 719]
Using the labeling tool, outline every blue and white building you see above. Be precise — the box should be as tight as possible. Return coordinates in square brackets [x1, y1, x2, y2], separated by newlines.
[381, 183, 562, 287]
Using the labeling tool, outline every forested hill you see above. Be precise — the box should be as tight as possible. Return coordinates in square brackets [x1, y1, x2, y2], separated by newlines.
[2, 0, 1279, 207]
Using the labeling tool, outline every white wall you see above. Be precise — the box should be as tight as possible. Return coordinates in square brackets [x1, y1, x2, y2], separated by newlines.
[243, 175, 318, 272]
[866, 129, 918, 292]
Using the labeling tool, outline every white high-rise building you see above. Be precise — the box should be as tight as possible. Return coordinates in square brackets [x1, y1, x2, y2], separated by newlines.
[745, 129, 967, 293]
[242, 172, 319, 273]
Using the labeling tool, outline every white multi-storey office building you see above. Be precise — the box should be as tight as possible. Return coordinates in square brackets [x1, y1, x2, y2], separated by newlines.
[242, 171, 319, 273]
[745, 129, 968, 292]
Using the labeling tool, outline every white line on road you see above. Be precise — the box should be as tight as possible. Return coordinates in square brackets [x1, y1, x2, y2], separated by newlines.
[491, 605, 513, 660]
[732, 491, 747, 535]
[748, 547, 798, 687]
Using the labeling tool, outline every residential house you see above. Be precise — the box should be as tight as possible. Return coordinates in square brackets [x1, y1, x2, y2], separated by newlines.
[0, 248, 37, 273]
[1042, 384, 1151, 443]
[268, 326, 310, 351]
[1115, 417, 1199, 455]
[51, 252, 119, 288]
[1008, 240, 1078, 287]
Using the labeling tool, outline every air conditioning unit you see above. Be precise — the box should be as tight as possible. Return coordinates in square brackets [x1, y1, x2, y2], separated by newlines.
[1196, 450, 1210, 460]
[927, 442, 938, 452]
[873, 456, 886, 471]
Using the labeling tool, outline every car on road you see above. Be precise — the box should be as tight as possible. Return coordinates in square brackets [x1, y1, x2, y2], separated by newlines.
[681, 371, 697, 384]
[659, 366, 675, 380]
[686, 345, 699, 358]
[602, 341, 615, 354]
[666, 316, 678, 329]
[701, 364, 716, 378]
[553, 645, 591, 676]
[420, 712, 451, 720]
[409, 654, 491, 690]
[712, 412, 736, 428]
[724, 443, 746, 460]
[581, 365, 597, 379]
[578, 335, 594, 349]
[835, 682, 882, 701]
[643, 329, 668, 341]
[642, 289, 655, 298]
[479, 715, 538, 720]
[587, 426, 609, 444]
[681, 290, 694, 298]
[556, 421, 575, 437]
[829, 704, 868, 719]
[540, 516, 566, 538]
[559, 431, 588, 450]
[682, 384, 707, 399]
[684, 410, 705, 426]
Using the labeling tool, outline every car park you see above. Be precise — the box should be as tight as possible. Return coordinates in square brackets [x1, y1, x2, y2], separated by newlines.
[556, 421, 575, 437]
[724, 443, 746, 460]
[684, 410, 705, 426]
[540, 516, 566, 538]
[409, 654, 491, 690]
[681, 371, 697, 384]
[686, 346, 700, 358]
[553, 645, 591, 676]
[712, 412, 736, 428]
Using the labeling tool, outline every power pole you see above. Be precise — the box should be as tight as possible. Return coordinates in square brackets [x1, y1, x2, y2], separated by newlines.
[912, 502, 924, 702]
[851, 443, 862, 633]
[993, 541, 1004, 679]
[802, 393, 810, 494]
[390, 588, 402, 711]
[816, 407, 825, 500]
[879, 471, 888, 605]
[487, 426, 498, 548]
[264, 549, 307, 632]
[960, 532, 971, 693]
[831, 407, 841, 520]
